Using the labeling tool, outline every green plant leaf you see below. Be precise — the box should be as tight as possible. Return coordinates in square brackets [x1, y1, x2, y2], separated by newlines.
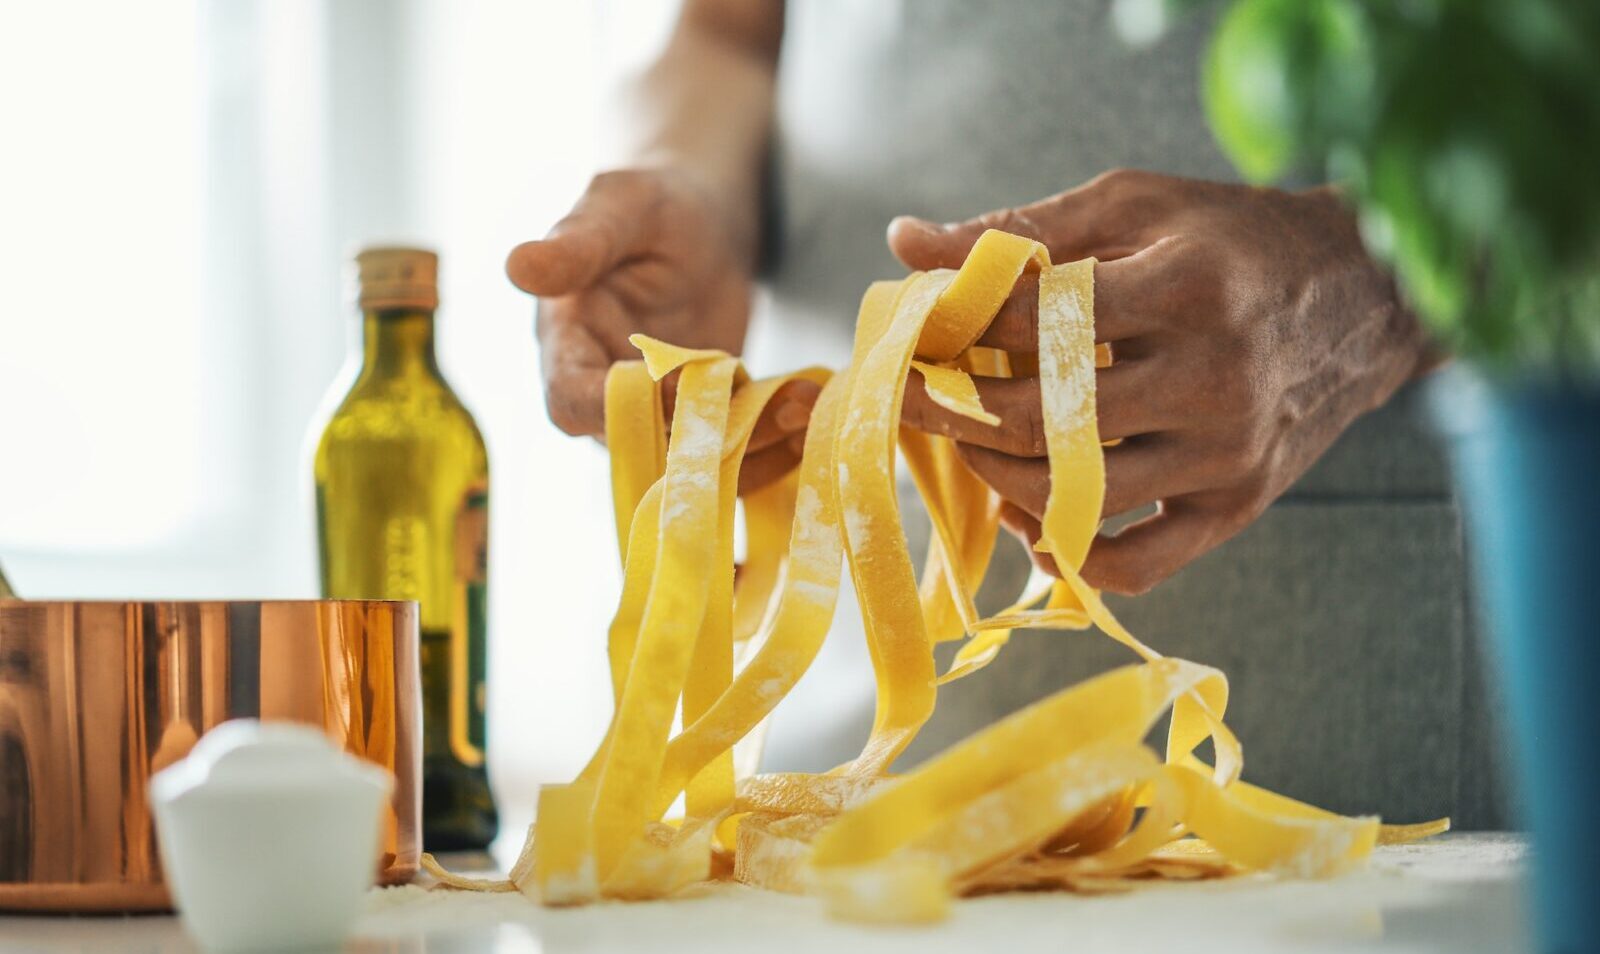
[1203, 0, 1373, 183]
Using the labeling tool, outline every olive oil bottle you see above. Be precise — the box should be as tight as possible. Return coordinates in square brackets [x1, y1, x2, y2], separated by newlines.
[314, 247, 497, 850]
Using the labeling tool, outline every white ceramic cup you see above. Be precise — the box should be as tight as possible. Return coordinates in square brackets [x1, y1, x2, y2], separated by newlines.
[149, 720, 392, 952]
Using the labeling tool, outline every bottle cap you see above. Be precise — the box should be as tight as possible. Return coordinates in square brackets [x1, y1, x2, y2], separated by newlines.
[355, 246, 439, 311]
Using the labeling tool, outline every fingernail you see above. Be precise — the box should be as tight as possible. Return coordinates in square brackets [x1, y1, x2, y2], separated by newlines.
[775, 400, 811, 432]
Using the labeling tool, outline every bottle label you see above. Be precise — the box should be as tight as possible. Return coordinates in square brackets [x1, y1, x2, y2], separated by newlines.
[450, 482, 490, 767]
[382, 516, 428, 602]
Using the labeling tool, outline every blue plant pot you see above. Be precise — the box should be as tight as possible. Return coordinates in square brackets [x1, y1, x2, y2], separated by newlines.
[1432, 367, 1600, 954]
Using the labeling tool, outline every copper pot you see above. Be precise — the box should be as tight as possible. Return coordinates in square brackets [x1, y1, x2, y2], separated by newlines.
[0, 599, 421, 912]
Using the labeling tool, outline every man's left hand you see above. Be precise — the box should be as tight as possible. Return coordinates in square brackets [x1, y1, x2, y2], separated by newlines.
[888, 170, 1439, 595]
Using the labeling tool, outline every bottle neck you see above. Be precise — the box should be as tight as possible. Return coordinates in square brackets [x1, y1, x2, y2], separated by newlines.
[361, 308, 440, 378]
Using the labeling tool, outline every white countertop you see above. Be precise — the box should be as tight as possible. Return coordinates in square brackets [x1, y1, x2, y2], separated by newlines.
[1, 834, 1530, 953]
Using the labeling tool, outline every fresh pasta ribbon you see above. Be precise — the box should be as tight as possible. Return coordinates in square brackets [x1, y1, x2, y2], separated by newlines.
[433, 230, 1447, 921]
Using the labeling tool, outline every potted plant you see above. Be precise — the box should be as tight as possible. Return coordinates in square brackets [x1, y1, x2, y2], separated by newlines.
[1181, 0, 1599, 950]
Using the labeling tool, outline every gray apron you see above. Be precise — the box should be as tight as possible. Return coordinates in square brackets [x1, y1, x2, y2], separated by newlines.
[750, 0, 1507, 829]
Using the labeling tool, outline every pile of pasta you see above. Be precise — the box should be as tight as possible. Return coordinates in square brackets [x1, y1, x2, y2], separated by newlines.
[424, 230, 1446, 922]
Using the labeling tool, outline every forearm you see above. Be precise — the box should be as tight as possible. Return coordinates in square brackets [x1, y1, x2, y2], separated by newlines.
[609, 1, 781, 261]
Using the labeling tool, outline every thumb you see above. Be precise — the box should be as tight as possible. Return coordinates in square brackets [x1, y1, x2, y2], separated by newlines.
[507, 174, 653, 297]
[887, 206, 1048, 271]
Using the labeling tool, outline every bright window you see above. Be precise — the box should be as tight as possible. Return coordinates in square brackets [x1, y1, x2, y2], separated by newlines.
[0, 1, 208, 549]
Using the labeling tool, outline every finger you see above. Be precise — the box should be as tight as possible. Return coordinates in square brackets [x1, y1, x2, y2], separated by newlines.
[886, 171, 1163, 273]
[965, 272, 1042, 352]
[536, 298, 612, 438]
[973, 254, 1164, 351]
[746, 379, 822, 455]
[887, 203, 1055, 271]
[903, 370, 1047, 458]
[1080, 499, 1222, 595]
[999, 502, 1062, 578]
[956, 443, 1050, 519]
[507, 174, 654, 297]
[1102, 435, 1216, 518]
[958, 431, 1211, 524]
[737, 433, 806, 496]
[1096, 359, 1181, 443]
[973, 272, 1041, 351]
[904, 355, 1175, 455]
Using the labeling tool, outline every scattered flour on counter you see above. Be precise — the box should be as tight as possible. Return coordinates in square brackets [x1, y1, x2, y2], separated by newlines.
[364, 884, 445, 912]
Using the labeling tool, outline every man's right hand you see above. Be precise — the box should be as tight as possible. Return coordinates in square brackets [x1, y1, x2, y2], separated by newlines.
[508, 167, 816, 493]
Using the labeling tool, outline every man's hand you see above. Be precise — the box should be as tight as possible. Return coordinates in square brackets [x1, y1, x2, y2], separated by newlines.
[889, 170, 1437, 595]
[508, 167, 816, 493]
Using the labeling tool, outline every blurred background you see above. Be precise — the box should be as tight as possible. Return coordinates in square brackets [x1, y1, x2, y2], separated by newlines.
[0, 0, 680, 838]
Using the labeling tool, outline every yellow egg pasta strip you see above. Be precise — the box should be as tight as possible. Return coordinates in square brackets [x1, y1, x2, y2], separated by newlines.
[1032, 259, 1105, 586]
[900, 428, 984, 644]
[839, 232, 1048, 773]
[605, 359, 666, 561]
[902, 742, 1158, 881]
[590, 351, 738, 879]
[1055, 770, 1188, 875]
[835, 271, 952, 772]
[683, 450, 740, 817]
[612, 350, 826, 821]
[1054, 787, 1141, 857]
[1378, 818, 1453, 844]
[432, 228, 1443, 918]
[734, 772, 888, 817]
[734, 813, 832, 893]
[651, 370, 844, 816]
[1174, 753, 1449, 846]
[529, 781, 599, 904]
[914, 229, 1050, 361]
[680, 373, 798, 818]
[600, 481, 664, 714]
[909, 359, 1001, 426]
[940, 570, 1064, 683]
[419, 854, 515, 893]
[809, 659, 1229, 870]
[809, 856, 952, 925]
[910, 254, 1103, 674]
[1169, 764, 1379, 877]
[604, 817, 719, 900]
[732, 470, 799, 651]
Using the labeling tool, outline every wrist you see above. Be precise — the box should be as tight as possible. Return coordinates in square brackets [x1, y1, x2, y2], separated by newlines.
[1306, 182, 1450, 385]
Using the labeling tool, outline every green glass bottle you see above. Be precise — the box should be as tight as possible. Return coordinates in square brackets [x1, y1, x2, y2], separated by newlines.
[314, 247, 497, 850]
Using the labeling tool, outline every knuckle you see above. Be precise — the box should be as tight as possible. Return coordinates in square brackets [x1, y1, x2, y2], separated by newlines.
[1090, 167, 1147, 194]
[977, 207, 1028, 236]
[974, 207, 1047, 245]
[1150, 241, 1219, 321]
